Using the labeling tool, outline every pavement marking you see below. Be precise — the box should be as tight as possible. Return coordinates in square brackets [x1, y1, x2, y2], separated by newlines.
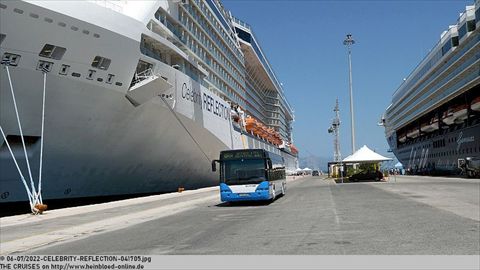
[0, 194, 218, 255]
[326, 181, 346, 255]
[0, 186, 218, 227]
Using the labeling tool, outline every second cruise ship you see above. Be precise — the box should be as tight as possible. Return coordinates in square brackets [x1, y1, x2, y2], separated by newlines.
[383, 0, 480, 175]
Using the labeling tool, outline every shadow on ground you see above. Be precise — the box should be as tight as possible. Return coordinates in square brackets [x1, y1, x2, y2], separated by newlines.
[333, 178, 387, 184]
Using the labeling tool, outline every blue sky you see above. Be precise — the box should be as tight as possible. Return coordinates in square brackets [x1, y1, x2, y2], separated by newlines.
[223, 0, 472, 159]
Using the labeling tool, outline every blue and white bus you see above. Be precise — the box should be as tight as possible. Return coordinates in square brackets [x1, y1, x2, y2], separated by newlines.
[212, 149, 286, 202]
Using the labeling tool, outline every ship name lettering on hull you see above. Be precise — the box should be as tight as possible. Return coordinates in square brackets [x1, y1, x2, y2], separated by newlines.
[203, 93, 228, 120]
[457, 131, 475, 151]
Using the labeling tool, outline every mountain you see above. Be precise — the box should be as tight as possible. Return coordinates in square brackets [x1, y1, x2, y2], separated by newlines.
[299, 155, 331, 171]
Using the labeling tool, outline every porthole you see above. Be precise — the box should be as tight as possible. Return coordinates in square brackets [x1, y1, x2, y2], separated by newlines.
[29, 13, 39, 18]
[59, 64, 70, 75]
[58, 22, 66, 27]
[71, 26, 78, 31]
[13, 8, 24, 14]
[44, 17, 53, 23]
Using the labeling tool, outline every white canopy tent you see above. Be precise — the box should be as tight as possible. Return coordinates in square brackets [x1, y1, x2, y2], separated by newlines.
[342, 145, 393, 163]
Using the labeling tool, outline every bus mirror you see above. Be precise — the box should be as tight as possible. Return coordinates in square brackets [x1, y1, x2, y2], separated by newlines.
[212, 160, 219, 172]
[267, 158, 273, 169]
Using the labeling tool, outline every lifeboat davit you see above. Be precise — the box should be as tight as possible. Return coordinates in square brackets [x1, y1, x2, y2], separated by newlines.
[471, 96, 480, 112]
[231, 109, 240, 123]
[453, 104, 468, 123]
[420, 116, 439, 133]
[442, 108, 456, 125]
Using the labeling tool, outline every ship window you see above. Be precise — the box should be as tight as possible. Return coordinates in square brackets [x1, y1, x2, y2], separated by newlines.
[459, 23, 467, 39]
[29, 13, 39, 19]
[59, 64, 70, 75]
[44, 17, 53, 23]
[115, 82, 122, 86]
[442, 40, 452, 55]
[0, 3, 6, 9]
[452, 36, 459, 47]
[71, 26, 78, 31]
[467, 20, 476, 32]
[39, 44, 66, 60]
[97, 78, 103, 82]
[72, 72, 81, 77]
[58, 22, 66, 27]
[91, 56, 111, 70]
[13, 8, 24, 14]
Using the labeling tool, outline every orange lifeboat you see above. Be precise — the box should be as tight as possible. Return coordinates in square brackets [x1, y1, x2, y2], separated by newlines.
[290, 144, 299, 155]
[245, 116, 256, 133]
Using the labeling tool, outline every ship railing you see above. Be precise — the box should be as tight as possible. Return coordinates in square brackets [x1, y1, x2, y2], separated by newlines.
[130, 68, 155, 88]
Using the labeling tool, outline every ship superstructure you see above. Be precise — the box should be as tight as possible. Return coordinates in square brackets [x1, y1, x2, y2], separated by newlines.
[384, 1, 480, 175]
[0, 0, 297, 205]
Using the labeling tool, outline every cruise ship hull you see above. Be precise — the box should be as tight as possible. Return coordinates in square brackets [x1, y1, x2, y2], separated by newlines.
[388, 122, 480, 175]
[384, 2, 480, 176]
[0, 64, 296, 203]
[0, 67, 224, 202]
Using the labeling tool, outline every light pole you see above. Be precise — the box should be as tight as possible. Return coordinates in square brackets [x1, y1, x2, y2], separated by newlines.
[343, 34, 356, 154]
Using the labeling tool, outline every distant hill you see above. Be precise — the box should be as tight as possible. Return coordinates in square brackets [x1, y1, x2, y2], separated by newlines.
[299, 155, 331, 171]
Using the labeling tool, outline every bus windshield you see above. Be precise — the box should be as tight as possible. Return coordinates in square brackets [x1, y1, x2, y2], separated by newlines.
[221, 158, 267, 185]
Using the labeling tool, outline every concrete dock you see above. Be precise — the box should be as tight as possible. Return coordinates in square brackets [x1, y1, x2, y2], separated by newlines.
[0, 175, 479, 255]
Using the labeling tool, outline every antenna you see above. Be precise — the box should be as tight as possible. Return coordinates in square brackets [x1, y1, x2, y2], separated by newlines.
[328, 98, 341, 162]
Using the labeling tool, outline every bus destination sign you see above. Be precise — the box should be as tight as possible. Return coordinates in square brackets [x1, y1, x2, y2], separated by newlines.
[220, 150, 265, 160]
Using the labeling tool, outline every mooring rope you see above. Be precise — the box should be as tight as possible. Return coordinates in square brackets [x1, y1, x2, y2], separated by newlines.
[4, 66, 38, 201]
[0, 125, 34, 209]
[36, 71, 47, 205]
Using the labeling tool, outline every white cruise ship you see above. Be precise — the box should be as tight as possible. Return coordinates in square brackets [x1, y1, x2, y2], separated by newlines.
[383, 0, 480, 175]
[0, 0, 297, 206]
